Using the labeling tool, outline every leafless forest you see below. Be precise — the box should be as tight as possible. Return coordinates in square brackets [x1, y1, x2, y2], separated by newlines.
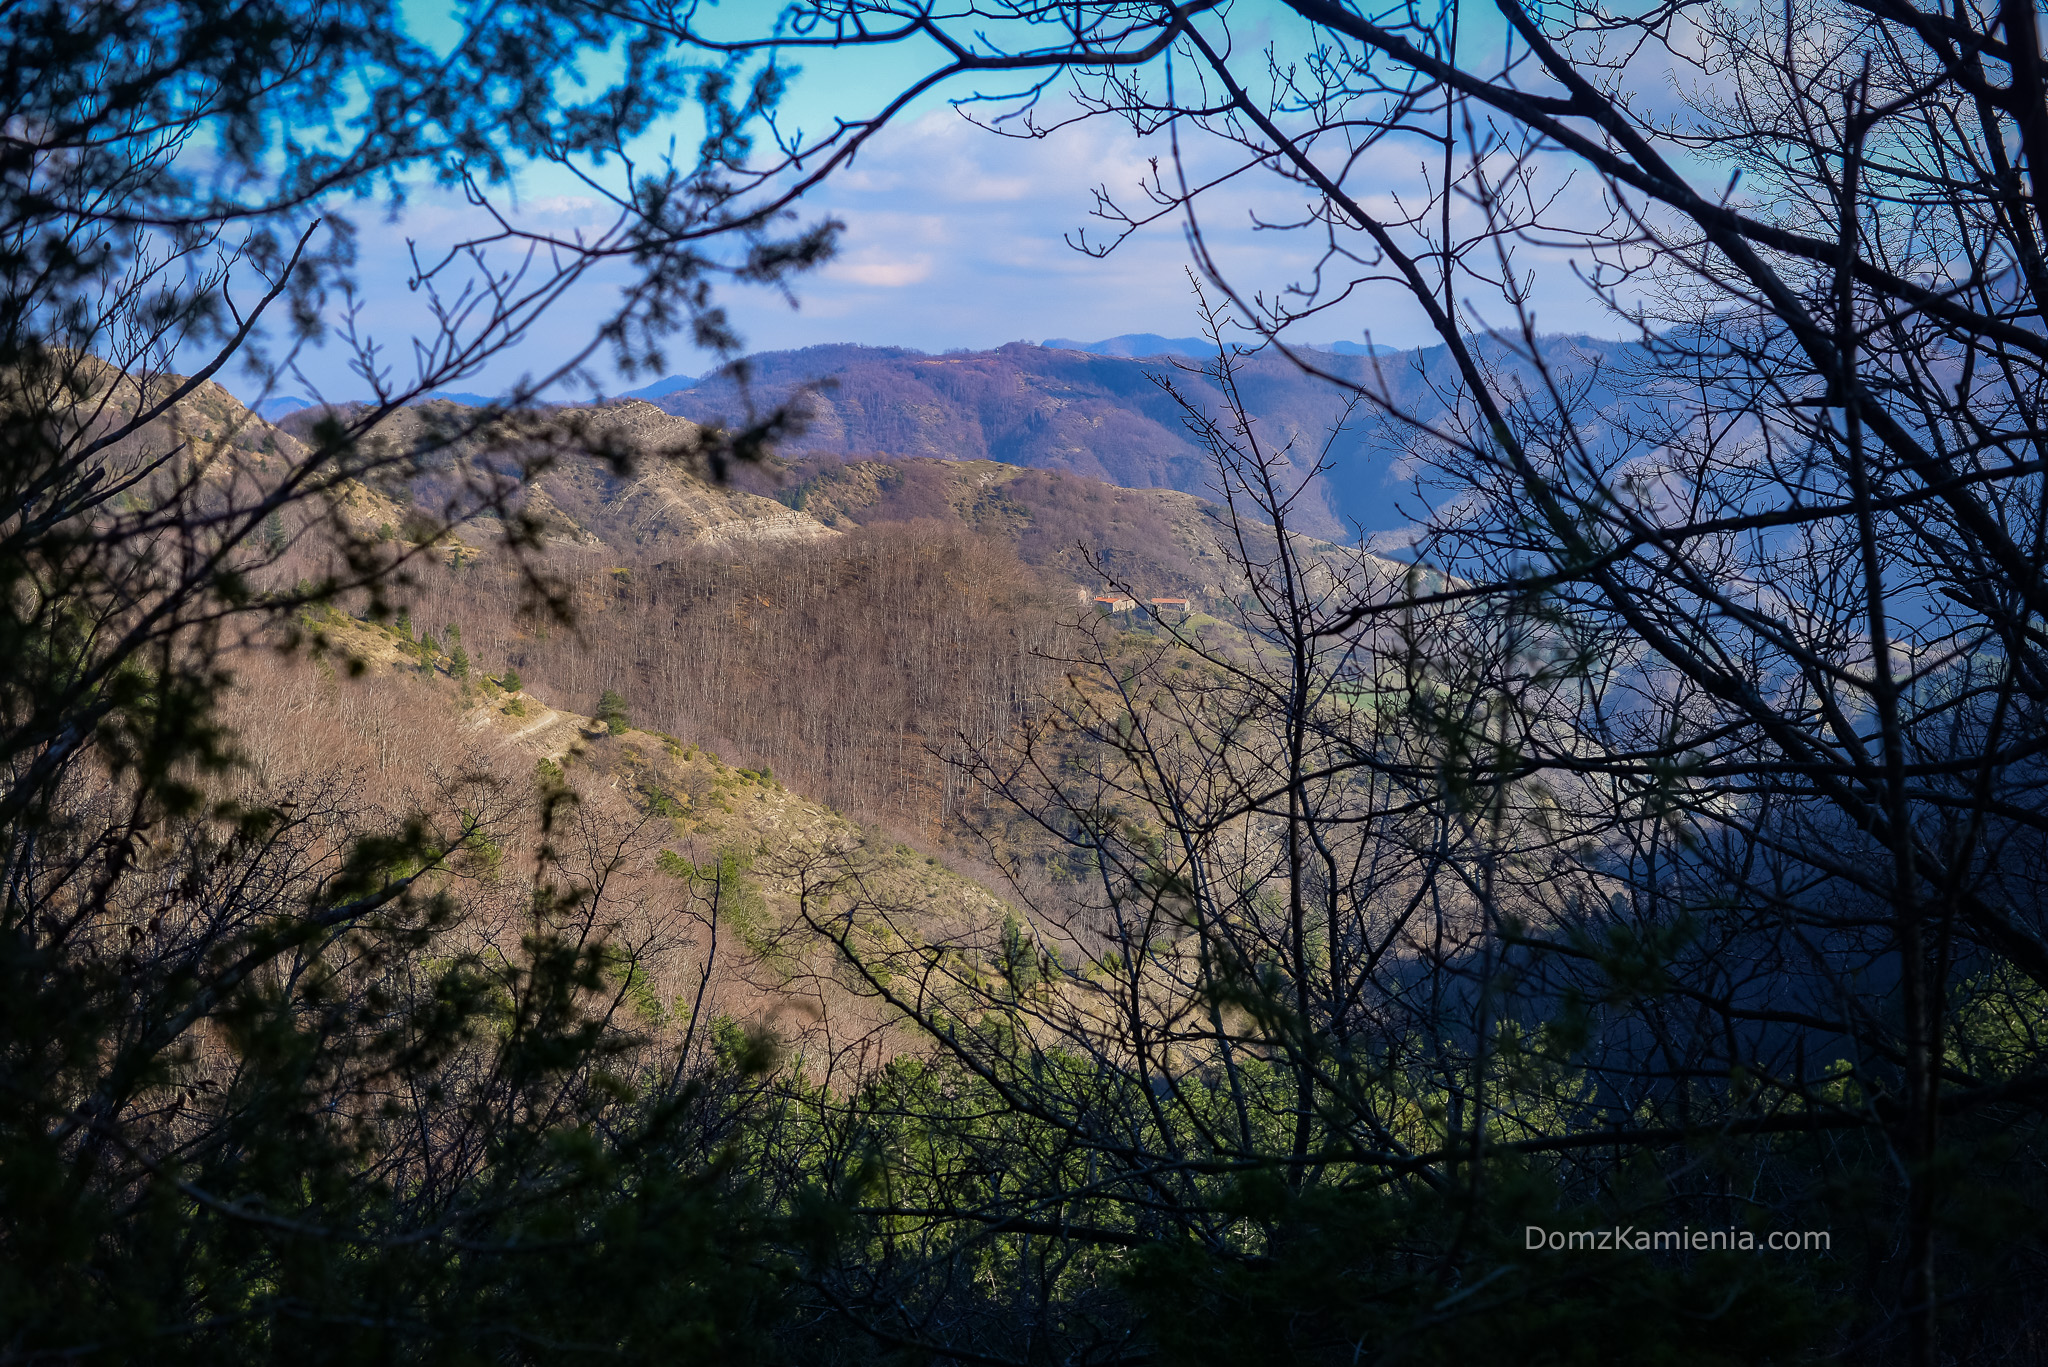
[18, 0, 2048, 1361]
[394, 524, 1068, 835]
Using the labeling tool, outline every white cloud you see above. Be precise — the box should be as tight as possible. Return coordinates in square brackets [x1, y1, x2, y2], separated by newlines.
[239, 70, 1668, 402]
[830, 254, 935, 287]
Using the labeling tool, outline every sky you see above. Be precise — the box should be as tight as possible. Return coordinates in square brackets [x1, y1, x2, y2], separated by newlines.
[234, 6, 1655, 407]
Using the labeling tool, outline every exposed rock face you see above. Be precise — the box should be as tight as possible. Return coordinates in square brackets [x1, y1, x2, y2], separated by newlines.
[593, 463, 838, 549]
[272, 396, 840, 551]
[530, 401, 839, 550]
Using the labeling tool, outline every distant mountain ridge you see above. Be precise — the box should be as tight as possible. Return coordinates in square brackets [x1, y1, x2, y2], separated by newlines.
[1040, 333, 1399, 359]
[254, 395, 314, 420]
[646, 335, 1643, 536]
[249, 331, 1645, 536]
[252, 389, 509, 420]
[617, 373, 697, 400]
[1040, 334, 1213, 358]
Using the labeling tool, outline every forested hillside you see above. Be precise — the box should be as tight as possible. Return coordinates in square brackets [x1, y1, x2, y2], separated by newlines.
[226, 616, 1018, 1044]
[394, 523, 1068, 838]
[252, 391, 1271, 841]
[760, 455, 1250, 593]
[27, 323, 2048, 1367]
[650, 334, 1640, 538]
[21, 0, 2048, 1358]
[275, 394, 1288, 598]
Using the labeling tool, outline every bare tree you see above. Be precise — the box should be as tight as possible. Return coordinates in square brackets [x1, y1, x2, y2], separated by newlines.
[18, 0, 2048, 1357]
[674, 2, 2048, 1351]
[0, 5, 903, 1358]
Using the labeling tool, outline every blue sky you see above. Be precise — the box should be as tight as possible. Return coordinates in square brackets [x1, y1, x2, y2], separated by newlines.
[235, 5, 1654, 406]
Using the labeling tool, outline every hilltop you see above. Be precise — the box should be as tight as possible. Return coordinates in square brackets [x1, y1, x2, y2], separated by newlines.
[257, 382, 1364, 605]
[276, 397, 840, 553]
[762, 455, 1241, 597]
[266, 393, 1282, 595]
[644, 334, 1645, 538]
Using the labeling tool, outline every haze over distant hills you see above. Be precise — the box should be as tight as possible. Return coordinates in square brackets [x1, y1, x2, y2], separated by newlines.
[1039, 333, 1399, 359]
[253, 396, 314, 421]
[617, 373, 698, 400]
[249, 331, 1644, 537]
[643, 334, 1642, 537]
[1039, 333, 1214, 358]
[254, 389, 504, 420]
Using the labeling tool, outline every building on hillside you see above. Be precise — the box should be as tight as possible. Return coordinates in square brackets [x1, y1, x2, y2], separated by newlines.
[1149, 597, 1191, 618]
[1093, 593, 1138, 614]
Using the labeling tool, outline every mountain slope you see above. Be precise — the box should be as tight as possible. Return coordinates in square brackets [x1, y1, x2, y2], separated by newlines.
[773, 455, 1249, 597]
[527, 401, 838, 551]
[280, 398, 840, 552]
[649, 335, 1645, 536]
[231, 619, 1021, 1045]
[1040, 333, 1398, 359]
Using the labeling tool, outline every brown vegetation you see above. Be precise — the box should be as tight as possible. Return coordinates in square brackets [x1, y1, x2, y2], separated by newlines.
[379, 522, 1070, 839]
[657, 341, 1361, 534]
[220, 636, 1020, 1057]
[653, 337, 1646, 542]
[767, 455, 1236, 594]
